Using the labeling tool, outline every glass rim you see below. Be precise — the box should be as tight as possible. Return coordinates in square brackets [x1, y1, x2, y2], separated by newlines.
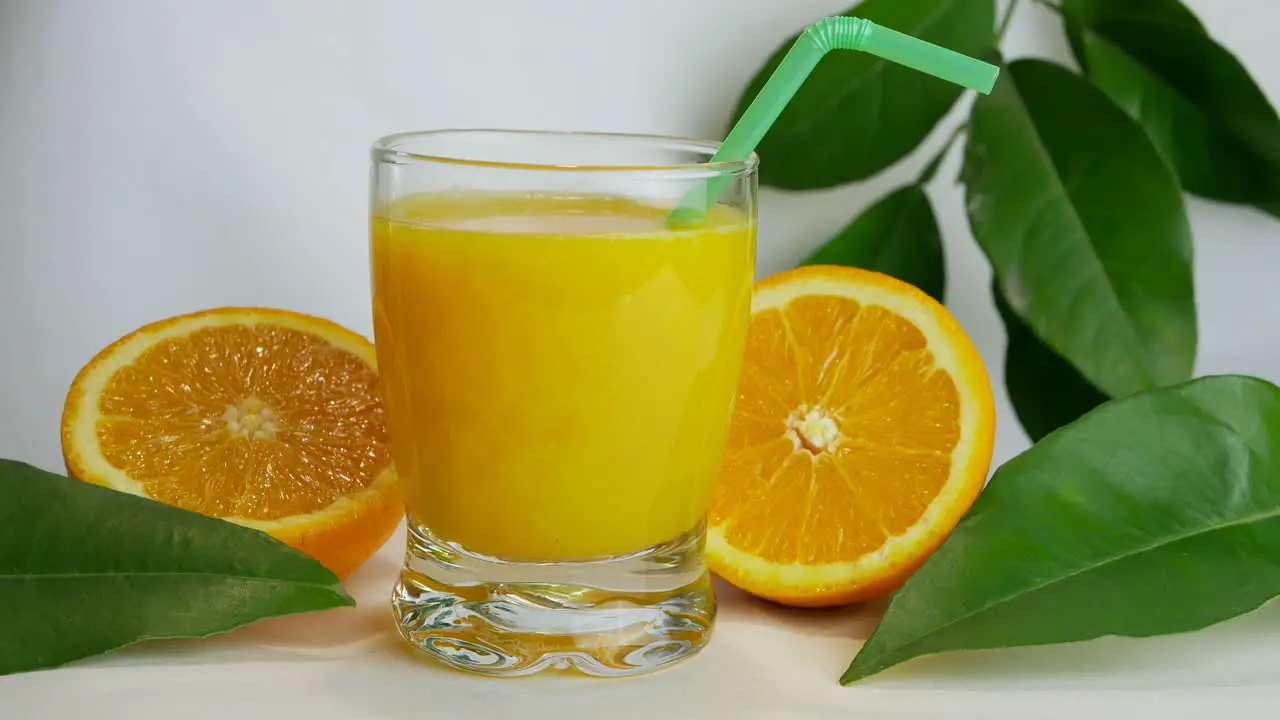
[370, 128, 759, 175]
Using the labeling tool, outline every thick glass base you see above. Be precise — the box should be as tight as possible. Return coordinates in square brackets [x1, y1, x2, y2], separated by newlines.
[392, 522, 715, 677]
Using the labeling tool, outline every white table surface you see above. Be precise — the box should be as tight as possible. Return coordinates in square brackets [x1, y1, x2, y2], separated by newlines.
[4, 525, 1279, 720]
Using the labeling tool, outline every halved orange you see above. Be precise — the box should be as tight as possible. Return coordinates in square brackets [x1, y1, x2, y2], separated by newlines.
[707, 266, 995, 607]
[61, 307, 401, 578]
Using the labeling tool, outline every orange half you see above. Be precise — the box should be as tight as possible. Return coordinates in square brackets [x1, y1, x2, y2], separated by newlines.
[707, 266, 996, 607]
[61, 307, 401, 578]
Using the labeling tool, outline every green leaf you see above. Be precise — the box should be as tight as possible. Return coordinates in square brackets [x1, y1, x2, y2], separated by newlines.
[802, 185, 946, 301]
[843, 374, 1280, 683]
[0, 459, 354, 675]
[1062, 0, 1280, 211]
[730, 0, 996, 190]
[1061, 0, 1204, 31]
[963, 59, 1196, 399]
[994, 283, 1109, 442]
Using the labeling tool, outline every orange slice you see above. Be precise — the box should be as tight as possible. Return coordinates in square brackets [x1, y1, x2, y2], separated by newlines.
[61, 307, 400, 578]
[707, 266, 995, 607]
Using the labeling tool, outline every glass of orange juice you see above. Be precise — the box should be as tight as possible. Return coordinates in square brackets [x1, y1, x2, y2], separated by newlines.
[370, 130, 756, 677]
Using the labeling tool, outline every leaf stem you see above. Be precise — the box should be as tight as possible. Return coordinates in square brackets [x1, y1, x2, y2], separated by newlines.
[996, 0, 1022, 43]
[918, 123, 967, 185]
[1031, 0, 1061, 14]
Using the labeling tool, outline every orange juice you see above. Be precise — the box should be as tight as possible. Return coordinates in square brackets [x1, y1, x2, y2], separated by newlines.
[370, 193, 754, 561]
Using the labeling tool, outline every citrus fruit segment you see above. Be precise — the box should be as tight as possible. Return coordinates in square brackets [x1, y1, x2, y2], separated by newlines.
[61, 307, 401, 578]
[707, 266, 996, 607]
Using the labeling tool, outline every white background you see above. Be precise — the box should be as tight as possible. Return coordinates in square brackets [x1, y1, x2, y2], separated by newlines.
[2, 0, 1279, 717]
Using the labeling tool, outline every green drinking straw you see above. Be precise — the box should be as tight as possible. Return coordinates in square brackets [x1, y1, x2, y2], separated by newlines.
[668, 16, 1000, 227]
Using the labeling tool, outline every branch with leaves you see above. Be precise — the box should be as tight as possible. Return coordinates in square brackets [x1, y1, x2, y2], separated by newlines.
[736, 0, 1279, 441]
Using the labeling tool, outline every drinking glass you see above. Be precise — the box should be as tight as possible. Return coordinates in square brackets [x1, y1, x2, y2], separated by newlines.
[369, 129, 756, 677]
